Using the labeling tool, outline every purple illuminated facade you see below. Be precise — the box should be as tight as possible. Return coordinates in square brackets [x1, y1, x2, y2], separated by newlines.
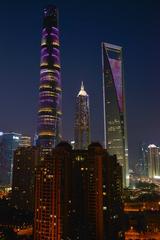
[37, 5, 62, 148]
[102, 42, 128, 186]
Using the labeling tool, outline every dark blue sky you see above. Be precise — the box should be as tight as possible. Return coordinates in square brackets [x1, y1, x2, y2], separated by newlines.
[1, 0, 160, 167]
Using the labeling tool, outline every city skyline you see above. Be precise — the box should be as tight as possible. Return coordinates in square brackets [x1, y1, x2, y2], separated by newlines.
[0, 2, 160, 239]
[1, 1, 160, 167]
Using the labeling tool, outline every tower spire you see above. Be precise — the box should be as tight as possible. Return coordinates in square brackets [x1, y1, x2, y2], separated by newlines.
[75, 83, 90, 149]
[81, 81, 84, 91]
[78, 81, 88, 97]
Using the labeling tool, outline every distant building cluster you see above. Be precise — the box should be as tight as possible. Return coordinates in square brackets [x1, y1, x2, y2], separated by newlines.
[0, 132, 31, 186]
[135, 143, 160, 180]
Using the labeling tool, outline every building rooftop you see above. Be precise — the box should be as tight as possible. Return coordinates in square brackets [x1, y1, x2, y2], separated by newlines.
[77, 82, 88, 97]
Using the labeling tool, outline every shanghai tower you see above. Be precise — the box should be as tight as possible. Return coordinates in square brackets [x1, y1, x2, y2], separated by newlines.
[102, 42, 128, 186]
[37, 5, 62, 149]
[74, 82, 90, 149]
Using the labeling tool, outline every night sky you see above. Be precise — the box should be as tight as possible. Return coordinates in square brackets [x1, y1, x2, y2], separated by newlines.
[1, 0, 160, 168]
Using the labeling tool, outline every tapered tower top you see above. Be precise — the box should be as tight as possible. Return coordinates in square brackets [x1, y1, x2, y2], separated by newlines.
[75, 81, 90, 149]
[78, 81, 88, 97]
[44, 5, 57, 17]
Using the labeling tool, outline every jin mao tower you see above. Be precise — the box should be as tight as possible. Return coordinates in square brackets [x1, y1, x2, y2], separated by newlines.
[74, 82, 90, 149]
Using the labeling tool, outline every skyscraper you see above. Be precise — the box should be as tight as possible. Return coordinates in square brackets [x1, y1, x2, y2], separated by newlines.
[72, 143, 104, 239]
[34, 142, 72, 240]
[103, 153, 124, 240]
[102, 42, 128, 186]
[148, 144, 160, 179]
[0, 132, 21, 186]
[37, 5, 62, 149]
[12, 146, 39, 211]
[34, 142, 124, 240]
[135, 142, 148, 177]
[74, 82, 90, 149]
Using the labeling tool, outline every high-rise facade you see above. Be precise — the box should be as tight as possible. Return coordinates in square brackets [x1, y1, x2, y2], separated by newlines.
[135, 142, 148, 177]
[74, 82, 90, 149]
[37, 5, 62, 149]
[148, 144, 160, 179]
[103, 153, 124, 240]
[19, 136, 32, 147]
[12, 146, 39, 211]
[34, 142, 124, 240]
[72, 143, 104, 240]
[102, 42, 128, 186]
[0, 132, 21, 186]
[34, 142, 72, 240]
